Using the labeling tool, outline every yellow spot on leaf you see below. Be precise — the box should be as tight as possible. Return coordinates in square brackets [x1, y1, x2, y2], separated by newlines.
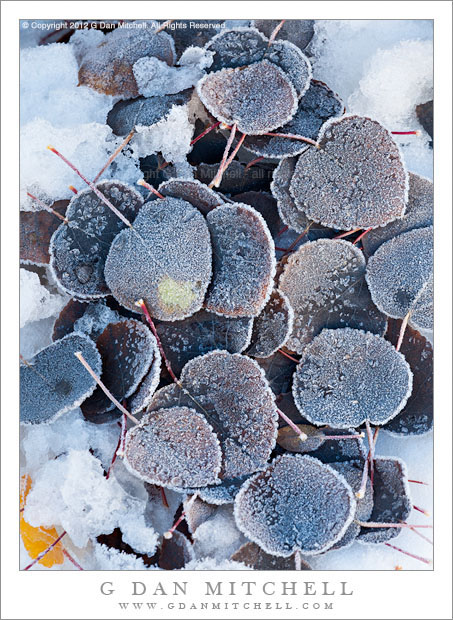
[158, 276, 197, 312]
[20, 474, 65, 568]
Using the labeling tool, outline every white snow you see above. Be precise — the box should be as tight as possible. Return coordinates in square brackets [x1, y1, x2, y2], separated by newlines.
[20, 269, 66, 328]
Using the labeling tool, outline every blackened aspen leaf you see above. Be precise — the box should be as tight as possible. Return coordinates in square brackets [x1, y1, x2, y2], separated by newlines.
[197, 61, 298, 135]
[247, 289, 294, 358]
[357, 457, 411, 544]
[234, 454, 356, 556]
[232, 541, 312, 570]
[20, 333, 101, 425]
[290, 116, 408, 230]
[158, 178, 224, 215]
[292, 328, 413, 428]
[205, 204, 275, 318]
[104, 197, 212, 320]
[158, 531, 195, 570]
[53, 299, 89, 341]
[279, 239, 387, 353]
[123, 407, 222, 489]
[20, 200, 68, 265]
[50, 181, 143, 298]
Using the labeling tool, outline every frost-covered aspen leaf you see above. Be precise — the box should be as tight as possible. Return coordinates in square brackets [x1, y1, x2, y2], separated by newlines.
[81, 320, 160, 417]
[329, 460, 374, 550]
[78, 23, 176, 99]
[383, 320, 433, 436]
[366, 226, 433, 323]
[20, 200, 68, 266]
[127, 350, 162, 416]
[290, 116, 409, 230]
[104, 197, 212, 320]
[198, 475, 252, 505]
[123, 407, 222, 489]
[357, 457, 411, 544]
[252, 20, 315, 51]
[50, 181, 143, 299]
[205, 28, 268, 72]
[303, 427, 367, 464]
[263, 40, 311, 98]
[107, 92, 191, 136]
[363, 173, 433, 256]
[257, 353, 297, 396]
[205, 204, 275, 318]
[244, 80, 344, 159]
[232, 541, 312, 570]
[271, 156, 312, 233]
[158, 178, 223, 215]
[409, 275, 433, 332]
[20, 333, 101, 425]
[292, 328, 413, 428]
[184, 496, 217, 534]
[234, 454, 356, 556]
[156, 310, 253, 376]
[231, 192, 282, 238]
[158, 531, 195, 570]
[148, 351, 278, 480]
[279, 240, 387, 353]
[247, 290, 294, 358]
[197, 61, 298, 135]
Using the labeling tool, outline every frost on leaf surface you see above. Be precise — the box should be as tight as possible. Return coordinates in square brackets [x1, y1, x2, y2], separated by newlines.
[20, 200, 68, 265]
[197, 60, 298, 135]
[205, 28, 268, 72]
[234, 454, 356, 556]
[263, 40, 311, 98]
[78, 23, 176, 99]
[252, 20, 315, 51]
[156, 310, 253, 375]
[244, 80, 343, 159]
[198, 475, 251, 505]
[247, 289, 294, 358]
[148, 351, 278, 480]
[231, 541, 311, 570]
[20, 333, 101, 425]
[184, 496, 217, 534]
[271, 156, 312, 233]
[363, 173, 433, 255]
[358, 457, 411, 544]
[123, 407, 222, 489]
[366, 226, 433, 322]
[290, 116, 408, 230]
[279, 240, 387, 353]
[81, 320, 160, 417]
[383, 319, 433, 436]
[158, 179, 223, 215]
[292, 328, 413, 428]
[104, 197, 212, 320]
[107, 92, 191, 136]
[205, 204, 275, 318]
[410, 275, 433, 332]
[50, 181, 143, 298]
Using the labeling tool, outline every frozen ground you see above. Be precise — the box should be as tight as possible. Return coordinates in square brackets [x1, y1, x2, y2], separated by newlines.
[20, 19, 433, 571]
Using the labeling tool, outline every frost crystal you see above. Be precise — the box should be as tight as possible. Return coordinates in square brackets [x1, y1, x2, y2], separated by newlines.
[247, 290, 294, 358]
[234, 454, 356, 556]
[148, 351, 278, 480]
[158, 178, 224, 215]
[20, 269, 66, 328]
[124, 407, 222, 489]
[50, 181, 143, 298]
[105, 197, 212, 320]
[20, 333, 101, 425]
[292, 328, 413, 428]
[279, 240, 387, 353]
[409, 275, 433, 331]
[366, 226, 433, 321]
[205, 204, 275, 317]
[290, 115, 409, 230]
[197, 60, 298, 135]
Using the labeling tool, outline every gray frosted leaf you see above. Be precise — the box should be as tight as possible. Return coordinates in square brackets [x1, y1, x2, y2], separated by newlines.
[279, 239, 387, 353]
[329, 460, 373, 550]
[156, 309, 253, 376]
[78, 24, 176, 99]
[410, 275, 433, 331]
[252, 19, 315, 51]
[148, 351, 278, 480]
[366, 226, 433, 321]
[232, 541, 312, 570]
[198, 475, 251, 505]
[158, 178, 224, 215]
[107, 92, 191, 136]
[184, 496, 217, 534]
[363, 173, 433, 256]
[20, 333, 101, 425]
[247, 289, 294, 358]
[271, 156, 313, 233]
[81, 320, 160, 417]
[231, 192, 282, 238]
[123, 407, 222, 489]
[205, 203, 275, 317]
[292, 328, 413, 428]
[197, 60, 298, 135]
[264, 40, 311, 98]
[50, 181, 143, 298]
[234, 454, 356, 556]
[127, 351, 162, 416]
[244, 80, 344, 159]
[290, 115, 409, 230]
[205, 27, 268, 72]
[357, 457, 411, 544]
[104, 197, 212, 321]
